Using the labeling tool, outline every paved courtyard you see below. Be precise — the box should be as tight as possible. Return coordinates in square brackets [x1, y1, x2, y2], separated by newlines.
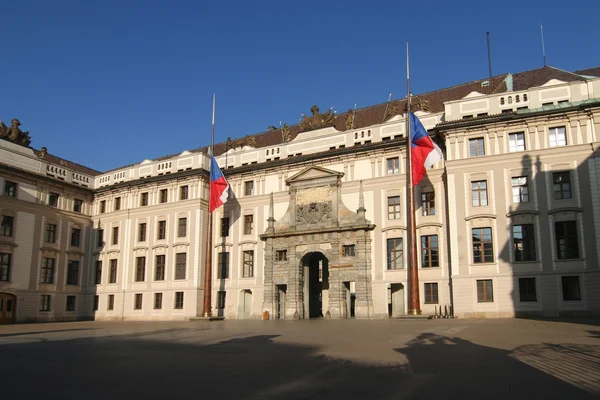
[1, 318, 599, 399]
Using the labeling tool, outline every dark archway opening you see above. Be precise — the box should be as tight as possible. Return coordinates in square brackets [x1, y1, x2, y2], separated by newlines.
[302, 252, 329, 319]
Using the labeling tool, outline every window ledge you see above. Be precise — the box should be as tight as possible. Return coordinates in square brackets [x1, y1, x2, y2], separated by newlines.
[512, 260, 541, 265]
[548, 207, 582, 215]
[470, 262, 497, 267]
[554, 258, 585, 263]
[386, 268, 405, 272]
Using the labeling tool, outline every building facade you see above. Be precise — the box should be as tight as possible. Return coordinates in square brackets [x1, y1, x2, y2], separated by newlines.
[1, 66, 599, 323]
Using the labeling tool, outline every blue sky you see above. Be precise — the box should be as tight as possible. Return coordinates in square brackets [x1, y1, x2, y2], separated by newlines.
[2, 0, 599, 172]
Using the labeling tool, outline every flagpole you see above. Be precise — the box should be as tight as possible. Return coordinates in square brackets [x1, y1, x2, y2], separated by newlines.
[202, 93, 216, 318]
[406, 43, 421, 315]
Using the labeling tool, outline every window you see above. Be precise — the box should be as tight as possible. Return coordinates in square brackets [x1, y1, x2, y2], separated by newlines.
[424, 283, 439, 304]
[477, 279, 494, 302]
[157, 220, 166, 240]
[114, 197, 121, 211]
[217, 291, 226, 309]
[421, 235, 439, 268]
[138, 223, 147, 242]
[421, 192, 435, 216]
[472, 228, 493, 263]
[134, 294, 143, 310]
[112, 226, 119, 245]
[4, 181, 17, 197]
[387, 196, 401, 220]
[387, 238, 403, 270]
[244, 181, 254, 196]
[471, 181, 488, 207]
[154, 293, 163, 309]
[469, 138, 485, 157]
[94, 261, 102, 284]
[180, 185, 189, 200]
[155, 255, 165, 280]
[0, 253, 11, 281]
[135, 257, 146, 282]
[508, 132, 525, 152]
[67, 260, 79, 285]
[100, 200, 106, 213]
[175, 253, 187, 280]
[555, 221, 579, 259]
[49, 192, 59, 207]
[40, 257, 55, 283]
[66, 295, 76, 311]
[276, 250, 287, 261]
[109, 259, 118, 283]
[511, 176, 529, 203]
[244, 215, 253, 235]
[549, 126, 566, 147]
[221, 217, 230, 237]
[242, 251, 253, 278]
[553, 172, 571, 200]
[343, 245, 355, 257]
[73, 199, 83, 213]
[561, 276, 581, 301]
[71, 228, 81, 247]
[178, 217, 187, 238]
[387, 157, 400, 175]
[96, 229, 104, 247]
[40, 295, 51, 311]
[1, 216, 13, 237]
[45, 223, 57, 243]
[93, 295, 99, 311]
[518, 278, 537, 302]
[217, 252, 229, 279]
[160, 189, 168, 203]
[141, 192, 149, 206]
[174, 292, 184, 309]
[107, 295, 115, 310]
[513, 224, 536, 262]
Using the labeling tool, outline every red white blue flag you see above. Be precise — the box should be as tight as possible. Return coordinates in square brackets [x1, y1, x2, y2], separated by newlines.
[410, 112, 443, 186]
[209, 154, 229, 212]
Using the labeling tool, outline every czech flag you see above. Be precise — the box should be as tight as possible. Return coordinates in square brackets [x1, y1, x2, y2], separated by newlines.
[410, 112, 443, 186]
[209, 154, 229, 212]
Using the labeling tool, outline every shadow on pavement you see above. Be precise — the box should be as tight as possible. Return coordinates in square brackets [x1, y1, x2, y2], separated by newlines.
[0, 328, 97, 338]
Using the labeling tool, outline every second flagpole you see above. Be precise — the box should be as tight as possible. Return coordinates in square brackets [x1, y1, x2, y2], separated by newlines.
[202, 93, 216, 317]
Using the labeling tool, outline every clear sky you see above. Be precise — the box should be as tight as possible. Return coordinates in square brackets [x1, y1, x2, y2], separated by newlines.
[2, 0, 599, 172]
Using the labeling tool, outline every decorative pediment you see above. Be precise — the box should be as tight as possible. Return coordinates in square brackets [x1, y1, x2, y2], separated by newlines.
[286, 166, 344, 186]
[464, 91, 484, 98]
[541, 78, 567, 87]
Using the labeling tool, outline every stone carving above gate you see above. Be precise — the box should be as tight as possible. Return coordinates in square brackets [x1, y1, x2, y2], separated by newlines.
[296, 201, 332, 224]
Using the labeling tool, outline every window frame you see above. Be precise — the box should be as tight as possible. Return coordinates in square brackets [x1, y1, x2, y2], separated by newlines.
[1, 215, 14, 237]
[387, 157, 400, 175]
[511, 176, 529, 203]
[476, 279, 494, 302]
[552, 171, 571, 200]
[424, 282, 439, 304]
[387, 196, 401, 220]
[242, 250, 254, 278]
[518, 277, 537, 302]
[155, 255, 166, 281]
[469, 137, 485, 157]
[421, 192, 435, 216]
[472, 227, 494, 263]
[471, 180, 488, 207]
[387, 238, 403, 270]
[420, 235, 439, 268]
[555, 220, 579, 260]
[508, 132, 526, 152]
[549, 126, 567, 147]
[0, 252, 12, 281]
[512, 224, 536, 262]
[135, 256, 146, 282]
[175, 253, 187, 280]
[66, 260, 80, 285]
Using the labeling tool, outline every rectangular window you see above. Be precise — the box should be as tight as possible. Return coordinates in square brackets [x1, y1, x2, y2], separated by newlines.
[141, 192, 149, 206]
[553, 172, 571, 200]
[508, 132, 525, 152]
[549, 126, 567, 147]
[276, 250, 287, 261]
[469, 137, 485, 157]
[94, 260, 102, 285]
[71, 228, 81, 247]
[107, 294, 115, 310]
[66, 295, 76, 311]
[421, 192, 435, 216]
[135, 257, 146, 282]
[511, 176, 529, 203]
[155, 255, 165, 281]
[114, 197, 121, 211]
[134, 294, 143, 310]
[93, 295, 99, 311]
[217, 252, 229, 279]
[513, 224, 536, 262]
[40, 295, 51, 311]
[244, 215, 253, 235]
[343, 245, 355, 257]
[245, 181, 254, 196]
[0, 253, 11, 281]
[109, 259, 118, 283]
[387, 196, 401, 220]
[421, 235, 439, 268]
[160, 189, 168, 203]
[178, 217, 187, 238]
[100, 200, 106, 213]
[49, 192, 59, 207]
[174, 292, 184, 309]
[180, 185, 189, 200]
[157, 220, 166, 240]
[112, 226, 119, 245]
[138, 223, 147, 242]
[97, 229, 104, 247]
[471, 181, 488, 207]
[217, 291, 226, 309]
[67, 260, 80, 285]
[175, 253, 187, 280]
[4, 181, 17, 197]
[477, 279, 494, 302]
[424, 283, 439, 304]
[561, 276, 581, 301]
[73, 199, 83, 213]
[518, 278, 537, 302]
[221, 217, 230, 237]
[555, 221, 579, 259]
[472, 227, 493, 263]
[154, 293, 163, 309]
[387, 238, 403, 270]
[242, 251, 254, 278]
[1, 216, 13, 237]
[387, 157, 400, 175]
[40, 257, 55, 283]
[45, 223, 57, 243]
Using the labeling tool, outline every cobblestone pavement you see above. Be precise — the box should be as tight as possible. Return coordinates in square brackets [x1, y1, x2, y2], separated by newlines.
[1, 318, 599, 399]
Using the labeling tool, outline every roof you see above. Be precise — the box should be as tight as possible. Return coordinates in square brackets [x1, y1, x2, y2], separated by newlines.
[574, 67, 600, 78]
[32, 149, 102, 176]
[509, 66, 589, 92]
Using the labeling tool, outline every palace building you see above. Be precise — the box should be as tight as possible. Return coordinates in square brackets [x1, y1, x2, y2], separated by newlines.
[1, 65, 600, 324]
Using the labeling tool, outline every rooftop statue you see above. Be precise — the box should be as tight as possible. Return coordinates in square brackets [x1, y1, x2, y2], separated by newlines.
[0, 118, 32, 146]
[299, 105, 336, 132]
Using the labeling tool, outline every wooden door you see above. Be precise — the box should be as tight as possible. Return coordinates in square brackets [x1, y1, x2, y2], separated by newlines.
[0, 293, 16, 324]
